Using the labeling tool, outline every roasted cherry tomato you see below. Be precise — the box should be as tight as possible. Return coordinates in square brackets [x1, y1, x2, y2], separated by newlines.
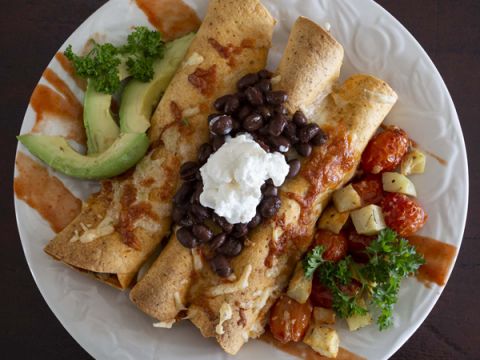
[310, 277, 333, 308]
[313, 229, 348, 262]
[269, 295, 312, 343]
[361, 127, 410, 174]
[352, 175, 384, 205]
[381, 193, 428, 236]
[347, 229, 374, 263]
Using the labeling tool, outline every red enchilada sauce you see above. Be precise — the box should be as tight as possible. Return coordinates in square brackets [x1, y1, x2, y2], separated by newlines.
[135, 0, 200, 41]
[14, 152, 82, 233]
[54, 52, 87, 91]
[261, 332, 364, 360]
[408, 236, 457, 286]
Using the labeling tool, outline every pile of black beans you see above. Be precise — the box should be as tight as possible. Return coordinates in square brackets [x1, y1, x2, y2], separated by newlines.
[172, 69, 328, 278]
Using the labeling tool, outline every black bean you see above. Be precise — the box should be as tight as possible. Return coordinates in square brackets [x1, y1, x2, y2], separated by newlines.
[214, 95, 231, 111]
[192, 224, 213, 243]
[256, 78, 272, 93]
[265, 90, 288, 105]
[179, 161, 199, 181]
[210, 233, 227, 251]
[256, 105, 272, 119]
[191, 182, 203, 204]
[293, 110, 307, 126]
[258, 69, 273, 79]
[177, 227, 198, 248]
[258, 125, 270, 136]
[217, 238, 243, 257]
[212, 135, 226, 152]
[243, 114, 263, 132]
[172, 205, 186, 223]
[287, 159, 301, 178]
[248, 212, 262, 228]
[210, 115, 233, 136]
[231, 119, 241, 134]
[231, 223, 248, 238]
[213, 214, 234, 233]
[237, 73, 259, 90]
[269, 135, 291, 153]
[274, 104, 288, 115]
[245, 86, 264, 106]
[255, 137, 270, 152]
[259, 196, 282, 218]
[311, 131, 328, 146]
[179, 215, 194, 227]
[298, 123, 320, 143]
[209, 254, 232, 278]
[190, 203, 210, 222]
[208, 113, 222, 122]
[283, 122, 298, 143]
[224, 96, 240, 114]
[296, 143, 313, 157]
[173, 182, 194, 205]
[238, 105, 252, 120]
[268, 114, 288, 136]
[198, 143, 213, 163]
[263, 184, 278, 197]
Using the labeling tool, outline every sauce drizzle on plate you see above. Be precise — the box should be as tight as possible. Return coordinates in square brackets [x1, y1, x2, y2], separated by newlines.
[14, 152, 82, 233]
[136, 0, 201, 41]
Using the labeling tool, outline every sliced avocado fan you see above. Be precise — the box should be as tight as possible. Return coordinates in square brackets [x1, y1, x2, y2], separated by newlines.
[18, 33, 194, 180]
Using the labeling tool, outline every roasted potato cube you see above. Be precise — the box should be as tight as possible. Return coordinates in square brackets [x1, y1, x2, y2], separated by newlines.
[313, 307, 336, 325]
[401, 149, 426, 175]
[318, 206, 350, 234]
[382, 172, 417, 197]
[351, 204, 386, 235]
[345, 298, 372, 331]
[303, 326, 339, 358]
[287, 263, 312, 304]
[332, 184, 362, 212]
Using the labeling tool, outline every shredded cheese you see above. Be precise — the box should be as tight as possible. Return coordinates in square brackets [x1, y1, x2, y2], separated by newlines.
[184, 52, 204, 67]
[182, 106, 200, 118]
[174, 291, 187, 312]
[153, 320, 175, 329]
[191, 248, 203, 272]
[271, 75, 281, 85]
[215, 303, 233, 335]
[207, 264, 253, 296]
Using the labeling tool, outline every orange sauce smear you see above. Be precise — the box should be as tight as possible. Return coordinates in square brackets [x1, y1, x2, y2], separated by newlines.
[408, 236, 457, 286]
[135, 0, 201, 41]
[30, 67, 85, 145]
[14, 152, 82, 233]
[261, 332, 364, 360]
[54, 52, 87, 91]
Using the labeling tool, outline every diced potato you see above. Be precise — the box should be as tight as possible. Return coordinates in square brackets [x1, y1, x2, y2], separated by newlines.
[382, 172, 417, 197]
[313, 307, 336, 325]
[345, 298, 372, 331]
[332, 184, 362, 212]
[303, 326, 339, 358]
[351, 204, 386, 235]
[287, 263, 312, 304]
[401, 149, 426, 175]
[318, 206, 350, 234]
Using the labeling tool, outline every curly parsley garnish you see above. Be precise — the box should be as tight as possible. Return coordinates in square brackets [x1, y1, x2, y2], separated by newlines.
[64, 27, 165, 94]
[302, 228, 425, 330]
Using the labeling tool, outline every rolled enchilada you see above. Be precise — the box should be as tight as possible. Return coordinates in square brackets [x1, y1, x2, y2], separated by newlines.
[44, 0, 276, 289]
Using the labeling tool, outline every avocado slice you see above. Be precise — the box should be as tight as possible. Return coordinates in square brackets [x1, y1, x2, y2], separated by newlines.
[84, 60, 129, 154]
[120, 33, 195, 133]
[18, 133, 149, 180]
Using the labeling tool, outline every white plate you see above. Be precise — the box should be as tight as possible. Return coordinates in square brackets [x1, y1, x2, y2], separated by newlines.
[14, 0, 468, 359]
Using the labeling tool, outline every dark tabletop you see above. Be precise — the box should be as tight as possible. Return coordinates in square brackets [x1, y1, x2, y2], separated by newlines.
[1, 0, 479, 359]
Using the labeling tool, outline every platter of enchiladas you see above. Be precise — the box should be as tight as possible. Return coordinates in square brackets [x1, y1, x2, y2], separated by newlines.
[14, 0, 468, 359]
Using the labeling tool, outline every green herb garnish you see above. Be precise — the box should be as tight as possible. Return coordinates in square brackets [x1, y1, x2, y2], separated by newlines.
[64, 27, 165, 94]
[303, 228, 424, 330]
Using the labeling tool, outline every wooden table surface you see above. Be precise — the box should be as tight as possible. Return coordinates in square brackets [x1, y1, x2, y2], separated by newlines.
[1, 0, 478, 359]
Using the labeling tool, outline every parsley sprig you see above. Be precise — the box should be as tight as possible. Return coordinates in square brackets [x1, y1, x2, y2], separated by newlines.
[64, 27, 165, 94]
[302, 228, 425, 330]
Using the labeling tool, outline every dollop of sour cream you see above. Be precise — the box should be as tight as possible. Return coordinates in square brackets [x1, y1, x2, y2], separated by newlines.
[199, 134, 289, 224]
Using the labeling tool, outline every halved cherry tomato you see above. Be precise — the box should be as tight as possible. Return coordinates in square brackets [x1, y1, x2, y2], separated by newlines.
[269, 295, 312, 343]
[313, 229, 348, 262]
[311, 277, 333, 308]
[352, 174, 384, 205]
[381, 193, 428, 236]
[361, 127, 410, 174]
[347, 229, 374, 263]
